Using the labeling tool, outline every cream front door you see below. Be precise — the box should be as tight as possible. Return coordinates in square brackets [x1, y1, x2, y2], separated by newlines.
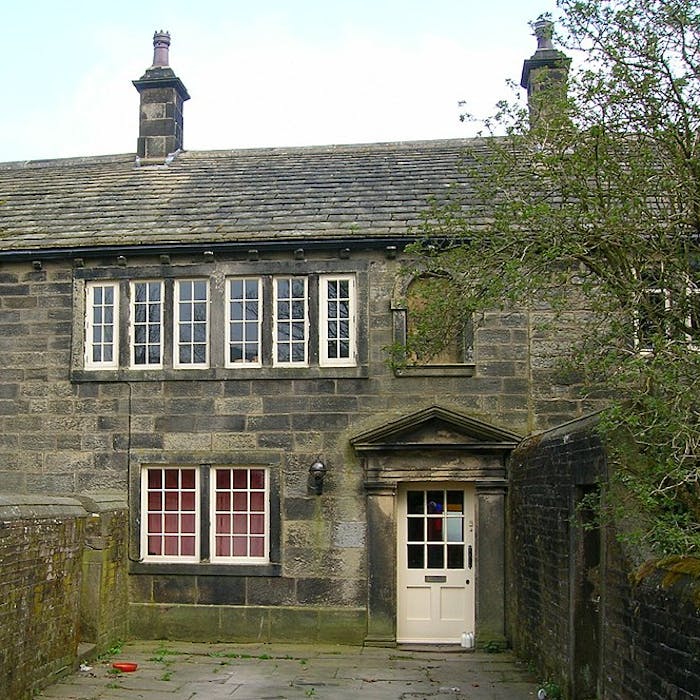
[397, 483, 475, 643]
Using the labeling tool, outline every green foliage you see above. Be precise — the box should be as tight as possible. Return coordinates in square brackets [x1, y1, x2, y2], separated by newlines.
[539, 679, 563, 699]
[97, 640, 124, 660]
[407, 0, 700, 555]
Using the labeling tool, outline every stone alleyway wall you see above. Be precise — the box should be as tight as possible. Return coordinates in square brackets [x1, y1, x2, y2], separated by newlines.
[0, 493, 127, 700]
[507, 415, 700, 699]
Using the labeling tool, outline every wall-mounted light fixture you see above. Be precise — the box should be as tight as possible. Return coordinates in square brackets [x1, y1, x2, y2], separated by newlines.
[309, 459, 327, 495]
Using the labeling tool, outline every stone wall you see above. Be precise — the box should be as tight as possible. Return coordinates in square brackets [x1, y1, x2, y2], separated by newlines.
[507, 416, 700, 699]
[0, 253, 592, 644]
[0, 494, 127, 700]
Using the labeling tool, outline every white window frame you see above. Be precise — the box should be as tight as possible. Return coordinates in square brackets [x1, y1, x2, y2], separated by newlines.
[130, 280, 164, 369]
[319, 274, 357, 367]
[634, 285, 670, 355]
[84, 281, 119, 370]
[225, 277, 263, 367]
[210, 467, 270, 564]
[174, 279, 209, 368]
[141, 466, 200, 563]
[633, 268, 700, 354]
[273, 276, 309, 366]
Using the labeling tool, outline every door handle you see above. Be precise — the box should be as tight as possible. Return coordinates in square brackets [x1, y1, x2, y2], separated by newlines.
[467, 545, 473, 570]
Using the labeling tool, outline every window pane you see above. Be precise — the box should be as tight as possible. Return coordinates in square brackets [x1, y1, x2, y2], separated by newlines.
[408, 544, 424, 569]
[216, 514, 231, 534]
[250, 492, 265, 512]
[427, 518, 443, 542]
[407, 491, 423, 514]
[447, 544, 464, 569]
[233, 514, 247, 534]
[427, 492, 443, 513]
[217, 470, 230, 489]
[250, 514, 265, 534]
[164, 492, 178, 511]
[249, 537, 265, 557]
[216, 492, 230, 511]
[181, 513, 196, 533]
[233, 492, 248, 511]
[216, 537, 230, 556]
[181, 491, 195, 511]
[446, 518, 462, 542]
[181, 469, 195, 489]
[408, 518, 424, 541]
[427, 544, 444, 568]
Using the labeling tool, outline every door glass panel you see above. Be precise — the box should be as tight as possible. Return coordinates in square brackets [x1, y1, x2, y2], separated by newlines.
[407, 518, 424, 541]
[427, 518, 443, 542]
[407, 491, 423, 514]
[447, 490, 463, 513]
[427, 544, 444, 568]
[447, 544, 464, 568]
[407, 544, 424, 568]
[446, 517, 462, 542]
[427, 491, 444, 514]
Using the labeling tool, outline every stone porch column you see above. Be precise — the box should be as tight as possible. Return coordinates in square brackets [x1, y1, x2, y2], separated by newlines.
[364, 481, 397, 646]
[476, 482, 507, 648]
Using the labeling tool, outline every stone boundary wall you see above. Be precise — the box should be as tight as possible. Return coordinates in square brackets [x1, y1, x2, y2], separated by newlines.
[507, 415, 700, 699]
[603, 555, 700, 700]
[0, 493, 127, 700]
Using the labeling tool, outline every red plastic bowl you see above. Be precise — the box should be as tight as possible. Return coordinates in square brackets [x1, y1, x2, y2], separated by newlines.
[112, 662, 138, 672]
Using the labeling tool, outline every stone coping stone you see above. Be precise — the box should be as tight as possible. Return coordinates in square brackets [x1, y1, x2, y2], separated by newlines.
[0, 491, 127, 520]
[76, 491, 128, 514]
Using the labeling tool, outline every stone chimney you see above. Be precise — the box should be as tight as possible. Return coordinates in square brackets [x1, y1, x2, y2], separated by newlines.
[520, 19, 571, 127]
[132, 31, 190, 162]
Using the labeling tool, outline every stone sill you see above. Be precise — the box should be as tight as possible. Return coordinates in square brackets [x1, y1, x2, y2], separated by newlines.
[129, 561, 282, 577]
[393, 364, 476, 378]
[71, 366, 369, 382]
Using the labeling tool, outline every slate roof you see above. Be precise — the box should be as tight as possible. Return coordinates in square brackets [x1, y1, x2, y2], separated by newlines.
[0, 139, 488, 258]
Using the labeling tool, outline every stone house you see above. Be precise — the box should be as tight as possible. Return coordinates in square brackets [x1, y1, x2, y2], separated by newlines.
[0, 29, 579, 648]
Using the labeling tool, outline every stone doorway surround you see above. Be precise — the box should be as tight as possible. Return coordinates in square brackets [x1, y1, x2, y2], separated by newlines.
[350, 405, 520, 647]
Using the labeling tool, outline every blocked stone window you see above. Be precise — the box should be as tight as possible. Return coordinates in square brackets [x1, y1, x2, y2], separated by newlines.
[391, 274, 475, 377]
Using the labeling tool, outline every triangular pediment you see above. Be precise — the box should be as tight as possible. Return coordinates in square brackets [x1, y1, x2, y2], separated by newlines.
[350, 405, 521, 453]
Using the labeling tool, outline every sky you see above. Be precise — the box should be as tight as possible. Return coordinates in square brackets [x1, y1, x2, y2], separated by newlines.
[0, 0, 558, 162]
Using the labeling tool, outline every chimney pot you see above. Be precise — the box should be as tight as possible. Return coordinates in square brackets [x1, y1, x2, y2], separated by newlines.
[533, 19, 555, 52]
[152, 30, 171, 67]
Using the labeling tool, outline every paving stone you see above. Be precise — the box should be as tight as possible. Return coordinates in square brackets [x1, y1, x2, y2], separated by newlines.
[37, 641, 538, 700]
